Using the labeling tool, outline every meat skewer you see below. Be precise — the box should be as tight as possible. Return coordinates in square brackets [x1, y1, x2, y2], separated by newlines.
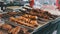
[1, 24, 12, 30]
[17, 21, 35, 28]
[30, 20, 38, 27]
[9, 26, 21, 34]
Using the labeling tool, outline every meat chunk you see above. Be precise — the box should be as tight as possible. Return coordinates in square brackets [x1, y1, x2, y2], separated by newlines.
[23, 14, 37, 19]
[2, 24, 12, 30]
[10, 17, 18, 22]
[9, 26, 20, 34]
[30, 20, 38, 27]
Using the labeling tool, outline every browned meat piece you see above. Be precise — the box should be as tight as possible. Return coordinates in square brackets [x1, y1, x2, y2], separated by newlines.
[9, 26, 20, 34]
[1, 24, 12, 30]
[30, 9, 54, 20]
[30, 20, 38, 27]
[10, 17, 34, 28]
[10, 17, 18, 22]
[28, 15, 37, 19]
[20, 28, 30, 34]
[23, 14, 37, 19]
[10, 17, 16, 21]
[17, 16, 30, 23]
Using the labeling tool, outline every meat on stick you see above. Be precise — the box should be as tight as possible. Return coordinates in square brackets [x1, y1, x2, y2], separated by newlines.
[9, 26, 21, 34]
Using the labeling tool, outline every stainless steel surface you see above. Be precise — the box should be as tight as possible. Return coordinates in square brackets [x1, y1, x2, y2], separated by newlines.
[0, 6, 59, 34]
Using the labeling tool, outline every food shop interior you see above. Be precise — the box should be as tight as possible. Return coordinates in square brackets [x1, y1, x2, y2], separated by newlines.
[0, 0, 60, 34]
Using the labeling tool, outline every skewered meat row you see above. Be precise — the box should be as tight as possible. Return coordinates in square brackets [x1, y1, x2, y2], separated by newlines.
[22, 14, 37, 19]
[9, 26, 21, 34]
[10, 17, 38, 28]
[1, 24, 12, 30]
[17, 16, 31, 23]
[29, 11, 50, 20]
[29, 9, 58, 20]
[9, 14, 39, 28]
[19, 15, 38, 26]
[10, 17, 34, 28]
[19, 28, 30, 34]
[0, 24, 30, 34]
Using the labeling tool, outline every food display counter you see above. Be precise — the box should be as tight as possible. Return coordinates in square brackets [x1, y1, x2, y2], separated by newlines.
[0, 6, 60, 34]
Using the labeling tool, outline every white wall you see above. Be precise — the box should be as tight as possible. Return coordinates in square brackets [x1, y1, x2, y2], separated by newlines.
[34, 0, 56, 5]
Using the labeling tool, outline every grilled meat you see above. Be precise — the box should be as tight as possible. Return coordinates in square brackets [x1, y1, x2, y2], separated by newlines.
[9, 26, 20, 34]
[1, 24, 12, 30]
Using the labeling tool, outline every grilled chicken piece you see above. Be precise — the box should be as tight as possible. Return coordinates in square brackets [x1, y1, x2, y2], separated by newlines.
[9, 26, 20, 34]
[2, 24, 12, 30]
[30, 20, 38, 27]
[19, 28, 30, 34]
[10, 17, 18, 22]
[28, 15, 37, 19]
[10, 17, 16, 21]
[23, 14, 37, 19]
[17, 16, 30, 23]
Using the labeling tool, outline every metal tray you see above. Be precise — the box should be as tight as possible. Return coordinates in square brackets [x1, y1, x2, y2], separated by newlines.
[3, 14, 59, 34]
[1, 14, 59, 34]
[0, 6, 59, 34]
[4, 18, 53, 34]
